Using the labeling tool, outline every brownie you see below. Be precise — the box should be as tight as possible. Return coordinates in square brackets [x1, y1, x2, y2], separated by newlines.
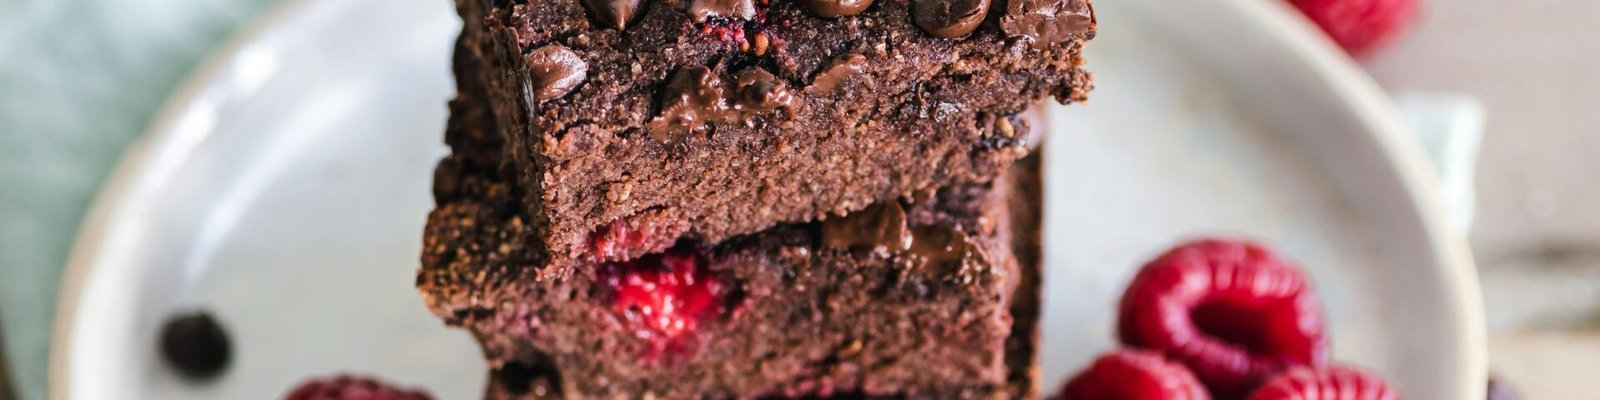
[419, 89, 1042, 399]
[450, 0, 1092, 274]
[477, 154, 1045, 400]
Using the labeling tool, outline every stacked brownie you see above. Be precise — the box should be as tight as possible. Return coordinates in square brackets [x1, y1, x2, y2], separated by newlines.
[420, 0, 1091, 397]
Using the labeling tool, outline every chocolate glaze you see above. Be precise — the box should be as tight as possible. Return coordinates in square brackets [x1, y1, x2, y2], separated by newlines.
[524, 44, 587, 102]
[799, 0, 875, 17]
[808, 54, 868, 95]
[999, 0, 1095, 46]
[912, 0, 991, 38]
[582, 0, 647, 30]
[689, 0, 757, 21]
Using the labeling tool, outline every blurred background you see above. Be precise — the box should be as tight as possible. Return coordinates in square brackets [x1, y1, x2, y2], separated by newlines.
[1, 0, 1596, 398]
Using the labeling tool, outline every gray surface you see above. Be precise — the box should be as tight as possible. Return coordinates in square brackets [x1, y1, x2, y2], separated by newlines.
[0, 0, 275, 398]
[1366, 0, 1600, 396]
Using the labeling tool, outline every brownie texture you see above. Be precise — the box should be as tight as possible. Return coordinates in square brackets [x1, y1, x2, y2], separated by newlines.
[451, 0, 1092, 274]
[419, 85, 1042, 399]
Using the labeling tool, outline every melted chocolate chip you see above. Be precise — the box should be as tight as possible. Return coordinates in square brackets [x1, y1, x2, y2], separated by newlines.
[689, 0, 757, 22]
[821, 203, 912, 252]
[799, 0, 874, 17]
[159, 311, 232, 379]
[999, 0, 1095, 46]
[912, 0, 990, 38]
[731, 68, 796, 114]
[582, 0, 647, 30]
[524, 45, 587, 102]
[650, 66, 796, 139]
[809, 54, 867, 95]
[907, 225, 984, 272]
[650, 65, 728, 140]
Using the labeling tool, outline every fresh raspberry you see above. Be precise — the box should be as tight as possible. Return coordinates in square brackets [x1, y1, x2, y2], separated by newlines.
[1247, 366, 1399, 400]
[598, 241, 734, 357]
[1287, 0, 1418, 57]
[1117, 238, 1328, 397]
[1056, 349, 1210, 400]
[283, 375, 432, 400]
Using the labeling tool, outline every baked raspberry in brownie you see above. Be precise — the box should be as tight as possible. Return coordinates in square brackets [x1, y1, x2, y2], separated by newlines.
[450, 0, 1091, 274]
[419, 88, 1043, 398]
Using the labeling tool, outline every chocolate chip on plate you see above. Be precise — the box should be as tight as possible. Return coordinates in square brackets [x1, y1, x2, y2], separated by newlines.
[159, 311, 232, 379]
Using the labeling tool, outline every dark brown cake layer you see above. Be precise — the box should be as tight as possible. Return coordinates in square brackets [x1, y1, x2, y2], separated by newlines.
[419, 88, 1041, 399]
[452, 0, 1090, 273]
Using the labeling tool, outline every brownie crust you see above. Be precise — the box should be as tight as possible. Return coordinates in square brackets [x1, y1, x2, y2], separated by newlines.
[453, 0, 1091, 274]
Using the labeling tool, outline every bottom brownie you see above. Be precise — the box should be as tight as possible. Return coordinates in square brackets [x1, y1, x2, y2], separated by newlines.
[477, 153, 1044, 400]
[420, 70, 1042, 399]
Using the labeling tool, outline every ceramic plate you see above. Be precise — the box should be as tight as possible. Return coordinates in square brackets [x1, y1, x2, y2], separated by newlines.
[52, 0, 1485, 398]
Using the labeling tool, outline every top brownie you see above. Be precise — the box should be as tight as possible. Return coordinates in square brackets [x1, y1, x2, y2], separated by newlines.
[455, 0, 1092, 274]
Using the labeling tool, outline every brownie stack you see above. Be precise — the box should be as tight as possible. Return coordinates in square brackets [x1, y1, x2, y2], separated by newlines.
[418, 0, 1092, 397]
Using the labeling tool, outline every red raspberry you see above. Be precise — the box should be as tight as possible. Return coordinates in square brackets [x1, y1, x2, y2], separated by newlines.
[1247, 366, 1400, 400]
[1056, 349, 1210, 400]
[598, 242, 734, 357]
[283, 375, 432, 400]
[1117, 238, 1328, 397]
[1287, 0, 1418, 57]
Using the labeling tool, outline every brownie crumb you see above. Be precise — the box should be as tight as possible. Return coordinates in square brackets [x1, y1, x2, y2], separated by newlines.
[158, 311, 232, 379]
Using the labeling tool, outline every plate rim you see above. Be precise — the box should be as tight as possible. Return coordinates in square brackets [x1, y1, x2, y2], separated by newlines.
[47, 0, 1486, 398]
[46, 0, 324, 397]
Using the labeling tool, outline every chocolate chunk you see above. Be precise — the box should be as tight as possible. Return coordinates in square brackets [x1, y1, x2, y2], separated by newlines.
[999, 0, 1095, 46]
[809, 54, 867, 94]
[524, 45, 587, 102]
[821, 203, 912, 252]
[582, 0, 647, 30]
[908, 225, 985, 273]
[650, 66, 729, 139]
[159, 311, 232, 379]
[689, 0, 757, 22]
[731, 68, 796, 114]
[912, 0, 990, 38]
[799, 0, 874, 17]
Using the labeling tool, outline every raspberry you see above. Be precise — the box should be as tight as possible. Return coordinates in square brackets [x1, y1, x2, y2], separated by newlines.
[283, 375, 432, 400]
[598, 241, 734, 357]
[1056, 349, 1210, 400]
[1247, 366, 1399, 400]
[1287, 0, 1418, 57]
[1117, 238, 1328, 397]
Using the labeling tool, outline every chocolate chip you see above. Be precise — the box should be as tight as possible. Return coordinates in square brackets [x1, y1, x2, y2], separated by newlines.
[907, 225, 984, 277]
[808, 54, 867, 95]
[821, 203, 912, 252]
[524, 45, 587, 102]
[799, 0, 874, 17]
[913, 0, 990, 38]
[999, 0, 1095, 46]
[689, 0, 757, 22]
[582, 0, 647, 30]
[731, 68, 796, 113]
[159, 311, 232, 379]
[650, 66, 729, 139]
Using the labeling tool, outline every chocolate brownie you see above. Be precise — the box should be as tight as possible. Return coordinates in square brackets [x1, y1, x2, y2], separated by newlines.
[450, 0, 1091, 274]
[419, 90, 1042, 399]
[477, 154, 1044, 400]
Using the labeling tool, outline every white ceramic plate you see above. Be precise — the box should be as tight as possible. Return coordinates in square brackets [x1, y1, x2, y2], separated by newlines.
[51, 0, 1486, 398]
